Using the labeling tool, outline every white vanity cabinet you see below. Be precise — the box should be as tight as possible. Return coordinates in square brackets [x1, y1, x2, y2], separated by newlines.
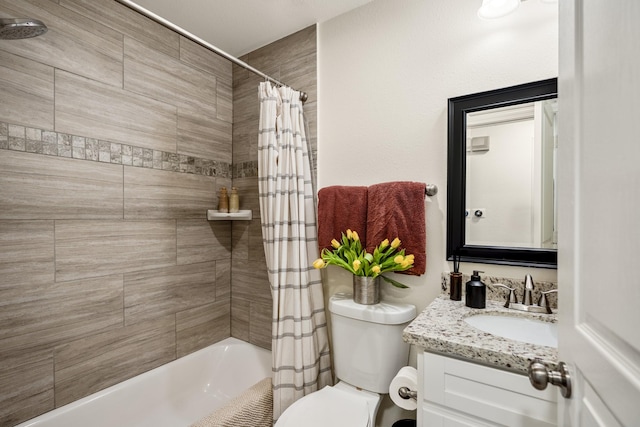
[417, 352, 557, 427]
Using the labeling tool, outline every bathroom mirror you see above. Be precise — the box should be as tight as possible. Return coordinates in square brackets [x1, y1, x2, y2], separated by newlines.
[447, 78, 558, 268]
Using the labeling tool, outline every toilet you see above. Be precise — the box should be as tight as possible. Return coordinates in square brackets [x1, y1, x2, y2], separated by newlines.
[275, 292, 417, 427]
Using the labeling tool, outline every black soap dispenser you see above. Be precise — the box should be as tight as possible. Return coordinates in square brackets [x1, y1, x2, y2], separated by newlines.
[465, 270, 486, 309]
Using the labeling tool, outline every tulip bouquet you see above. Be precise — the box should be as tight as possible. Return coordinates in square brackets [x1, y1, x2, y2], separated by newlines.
[313, 229, 413, 288]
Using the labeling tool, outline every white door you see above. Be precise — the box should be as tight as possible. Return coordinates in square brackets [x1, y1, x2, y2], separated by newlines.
[557, 0, 640, 425]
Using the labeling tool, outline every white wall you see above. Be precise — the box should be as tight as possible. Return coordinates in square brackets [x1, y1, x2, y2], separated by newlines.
[318, 0, 558, 309]
[318, 2, 558, 423]
[466, 119, 535, 247]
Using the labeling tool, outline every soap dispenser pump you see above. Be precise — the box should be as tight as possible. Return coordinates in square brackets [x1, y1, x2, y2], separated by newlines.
[465, 270, 486, 309]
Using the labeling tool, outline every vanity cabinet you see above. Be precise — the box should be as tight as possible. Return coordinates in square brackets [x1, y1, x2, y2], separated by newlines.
[417, 352, 557, 427]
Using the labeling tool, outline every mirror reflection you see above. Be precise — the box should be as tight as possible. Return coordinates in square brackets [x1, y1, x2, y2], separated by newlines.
[446, 78, 558, 268]
[465, 99, 558, 249]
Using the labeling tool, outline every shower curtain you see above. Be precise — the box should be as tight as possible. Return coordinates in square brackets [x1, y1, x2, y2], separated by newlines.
[257, 82, 332, 421]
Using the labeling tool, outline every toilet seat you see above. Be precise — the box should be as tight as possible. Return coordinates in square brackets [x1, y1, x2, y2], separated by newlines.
[275, 385, 372, 427]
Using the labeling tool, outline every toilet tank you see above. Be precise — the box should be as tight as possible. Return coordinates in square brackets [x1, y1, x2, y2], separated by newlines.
[328, 293, 416, 394]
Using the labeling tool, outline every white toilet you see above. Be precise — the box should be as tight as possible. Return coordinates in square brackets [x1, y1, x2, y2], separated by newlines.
[275, 292, 417, 427]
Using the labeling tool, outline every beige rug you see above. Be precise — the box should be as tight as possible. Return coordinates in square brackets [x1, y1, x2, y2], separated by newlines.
[191, 377, 273, 427]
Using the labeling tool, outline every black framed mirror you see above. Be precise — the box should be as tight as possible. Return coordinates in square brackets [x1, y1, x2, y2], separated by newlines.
[447, 78, 558, 268]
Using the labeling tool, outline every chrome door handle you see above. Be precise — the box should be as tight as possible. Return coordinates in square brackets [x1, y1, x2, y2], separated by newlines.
[528, 358, 572, 398]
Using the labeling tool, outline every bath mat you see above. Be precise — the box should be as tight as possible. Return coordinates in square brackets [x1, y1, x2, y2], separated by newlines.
[191, 377, 273, 427]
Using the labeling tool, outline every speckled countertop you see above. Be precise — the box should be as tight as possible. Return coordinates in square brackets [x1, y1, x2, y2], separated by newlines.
[403, 296, 558, 374]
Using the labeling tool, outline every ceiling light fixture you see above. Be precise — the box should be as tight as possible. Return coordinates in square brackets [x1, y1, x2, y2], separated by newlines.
[477, 0, 521, 19]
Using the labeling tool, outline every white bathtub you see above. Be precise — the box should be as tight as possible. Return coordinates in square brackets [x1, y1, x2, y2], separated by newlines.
[17, 337, 272, 427]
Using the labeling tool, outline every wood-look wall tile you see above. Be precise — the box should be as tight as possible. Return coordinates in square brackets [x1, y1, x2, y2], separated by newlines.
[249, 221, 269, 265]
[246, 26, 316, 74]
[0, 49, 54, 130]
[231, 120, 257, 164]
[0, 0, 123, 87]
[55, 220, 177, 282]
[54, 316, 176, 407]
[231, 178, 260, 215]
[0, 221, 54, 296]
[176, 300, 230, 358]
[304, 100, 318, 146]
[231, 259, 271, 306]
[0, 350, 54, 427]
[249, 301, 272, 350]
[179, 36, 231, 79]
[217, 76, 233, 124]
[232, 220, 266, 266]
[124, 167, 215, 219]
[231, 298, 250, 342]
[231, 221, 249, 261]
[177, 109, 232, 162]
[216, 259, 231, 300]
[55, 70, 177, 153]
[124, 38, 217, 117]
[177, 219, 231, 265]
[0, 150, 123, 220]
[232, 71, 262, 124]
[124, 262, 216, 325]
[0, 275, 123, 358]
[60, 0, 180, 58]
[281, 52, 317, 103]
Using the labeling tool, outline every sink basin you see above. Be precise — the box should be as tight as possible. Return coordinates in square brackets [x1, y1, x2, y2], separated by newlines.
[464, 314, 557, 348]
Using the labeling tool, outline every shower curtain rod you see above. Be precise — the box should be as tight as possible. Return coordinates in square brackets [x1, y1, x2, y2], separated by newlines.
[115, 0, 308, 102]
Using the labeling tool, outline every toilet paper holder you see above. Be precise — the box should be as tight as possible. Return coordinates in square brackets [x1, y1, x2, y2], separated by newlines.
[398, 386, 417, 401]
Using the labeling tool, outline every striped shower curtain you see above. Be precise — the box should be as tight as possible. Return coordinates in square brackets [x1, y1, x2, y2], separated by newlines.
[257, 82, 333, 421]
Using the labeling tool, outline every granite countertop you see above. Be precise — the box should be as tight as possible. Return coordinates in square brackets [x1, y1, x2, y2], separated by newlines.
[403, 296, 558, 374]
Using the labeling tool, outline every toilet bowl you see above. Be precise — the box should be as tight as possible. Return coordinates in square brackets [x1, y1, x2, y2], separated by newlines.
[274, 293, 417, 427]
[274, 381, 380, 427]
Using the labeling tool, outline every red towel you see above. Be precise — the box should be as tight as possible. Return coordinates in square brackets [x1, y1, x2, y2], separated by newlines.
[365, 181, 426, 275]
[317, 186, 368, 252]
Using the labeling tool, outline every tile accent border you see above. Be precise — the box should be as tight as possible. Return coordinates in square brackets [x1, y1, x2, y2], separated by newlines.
[0, 121, 231, 178]
[232, 160, 258, 178]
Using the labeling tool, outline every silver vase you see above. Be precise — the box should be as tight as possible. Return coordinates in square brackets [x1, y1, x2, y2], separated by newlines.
[353, 275, 380, 305]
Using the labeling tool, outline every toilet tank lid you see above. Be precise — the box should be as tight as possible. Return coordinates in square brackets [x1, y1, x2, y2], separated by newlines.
[329, 293, 416, 325]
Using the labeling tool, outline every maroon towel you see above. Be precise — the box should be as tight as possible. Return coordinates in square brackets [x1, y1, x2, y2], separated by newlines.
[365, 181, 426, 275]
[317, 186, 368, 252]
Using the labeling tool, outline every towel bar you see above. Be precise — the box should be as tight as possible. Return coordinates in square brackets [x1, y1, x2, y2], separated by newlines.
[425, 184, 438, 197]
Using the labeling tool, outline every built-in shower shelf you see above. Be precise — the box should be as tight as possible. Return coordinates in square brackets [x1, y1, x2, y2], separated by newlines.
[207, 210, 253, 221]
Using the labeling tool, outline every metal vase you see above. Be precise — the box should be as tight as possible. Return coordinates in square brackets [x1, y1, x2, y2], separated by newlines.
[353, 275, 380, 305]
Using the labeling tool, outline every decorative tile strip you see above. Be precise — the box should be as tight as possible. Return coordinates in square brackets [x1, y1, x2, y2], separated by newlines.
[0, 121, 231, 178]
[232, 160, 259, 178]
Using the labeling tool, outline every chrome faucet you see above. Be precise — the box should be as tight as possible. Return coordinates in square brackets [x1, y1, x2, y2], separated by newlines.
[493, 283, 518, 308]
[493, 275, 555, 314]
[538, 289, 558, 314]
[523, 274, 535, 306]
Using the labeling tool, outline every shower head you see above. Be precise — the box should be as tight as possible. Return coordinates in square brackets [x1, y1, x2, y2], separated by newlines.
[0, 18, 48, 40]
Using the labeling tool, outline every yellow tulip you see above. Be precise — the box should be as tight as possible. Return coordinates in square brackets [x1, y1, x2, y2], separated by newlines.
[346, 229, 353, 239]
[331, 239, 341, 249]
[401, 259, 412, 268]
[391, 238, 401, 249]
[313, 258, 326, 269]
[379, 239, 389, 249]
[371, 265, 381, 274]
[405, 254, 415, 262]
[352, 230, 360, 241]
[353, 259, 361, 271]
[394, 255, 404, 264]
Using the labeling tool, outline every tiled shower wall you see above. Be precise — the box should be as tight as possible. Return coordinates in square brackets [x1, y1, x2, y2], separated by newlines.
[230, 26, 318, 349]
[0, 0, 233, 425]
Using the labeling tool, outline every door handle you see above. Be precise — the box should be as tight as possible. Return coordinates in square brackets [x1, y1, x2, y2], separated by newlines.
[528, 358, 572, 398]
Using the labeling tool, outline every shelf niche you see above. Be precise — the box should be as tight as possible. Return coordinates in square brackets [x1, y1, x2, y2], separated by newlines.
[206, 210, 253, 221]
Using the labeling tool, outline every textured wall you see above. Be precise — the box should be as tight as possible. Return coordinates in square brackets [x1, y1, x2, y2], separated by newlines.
[231, 25, 317, 349]
[318, 0, 559, 312]
[0, 0, 233, 425]
[318, 2, 558, 426]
